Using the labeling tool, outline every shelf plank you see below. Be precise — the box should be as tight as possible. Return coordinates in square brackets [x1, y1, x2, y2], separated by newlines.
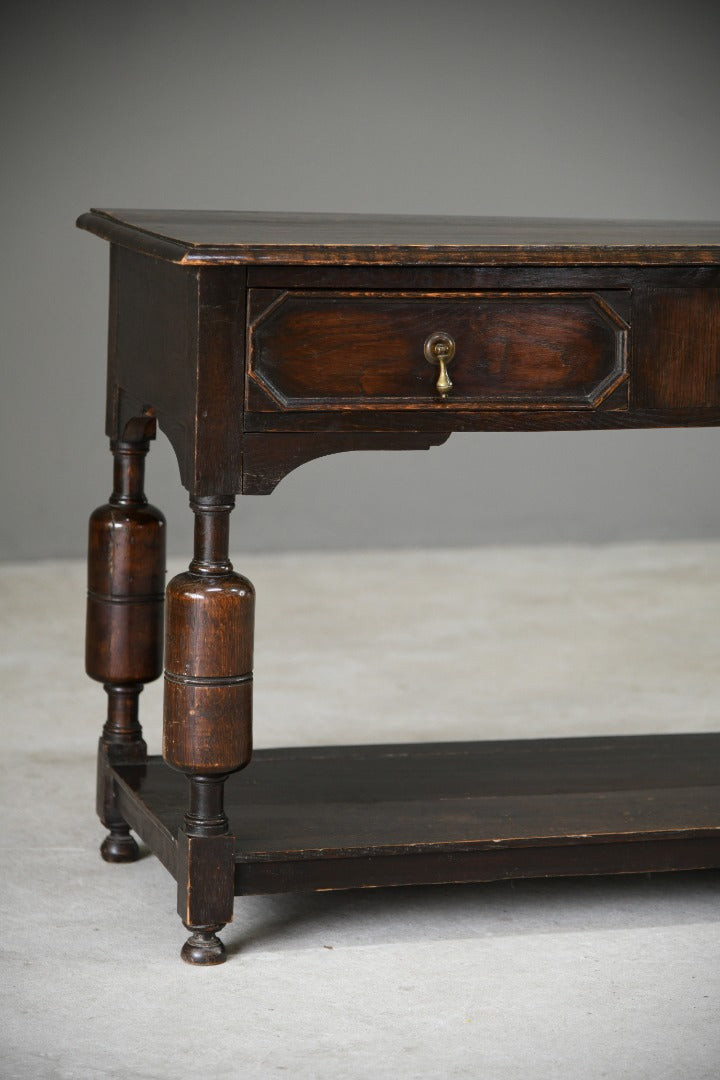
[114, 734, 720, 894]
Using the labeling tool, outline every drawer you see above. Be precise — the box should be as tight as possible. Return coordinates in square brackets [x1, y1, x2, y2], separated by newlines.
[246, 290, 629, 411]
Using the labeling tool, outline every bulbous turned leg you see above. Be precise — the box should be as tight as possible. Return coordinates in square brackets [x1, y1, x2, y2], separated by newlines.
[164, 496, 254, 965]
[181, 924, 227, 966]
[86, 437, 166, 861]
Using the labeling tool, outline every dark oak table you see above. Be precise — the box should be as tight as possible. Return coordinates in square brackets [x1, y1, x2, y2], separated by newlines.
[77, 210, 720, 965]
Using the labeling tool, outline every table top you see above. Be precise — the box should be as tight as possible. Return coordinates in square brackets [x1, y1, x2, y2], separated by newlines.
[77, 209, 720, 267]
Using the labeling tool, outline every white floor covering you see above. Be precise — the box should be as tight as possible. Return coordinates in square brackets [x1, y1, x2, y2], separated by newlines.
[2, 543, 719, 1079]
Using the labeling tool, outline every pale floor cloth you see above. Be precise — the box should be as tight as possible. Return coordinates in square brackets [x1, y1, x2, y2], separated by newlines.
[1, 543, 719, 1080]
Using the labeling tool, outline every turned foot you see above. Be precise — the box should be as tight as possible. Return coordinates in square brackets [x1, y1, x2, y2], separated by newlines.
[100, 825, 140, 863]
[181, 925, 227, 966]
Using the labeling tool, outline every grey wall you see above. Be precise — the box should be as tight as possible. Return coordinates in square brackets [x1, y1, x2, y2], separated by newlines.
[2, 0, 720, 561]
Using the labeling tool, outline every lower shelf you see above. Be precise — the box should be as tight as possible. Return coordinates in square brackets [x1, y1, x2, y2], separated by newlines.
[113, 733, 720, 896]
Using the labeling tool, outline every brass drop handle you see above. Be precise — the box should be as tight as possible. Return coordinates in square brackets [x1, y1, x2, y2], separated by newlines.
[424, 332, 455, 396]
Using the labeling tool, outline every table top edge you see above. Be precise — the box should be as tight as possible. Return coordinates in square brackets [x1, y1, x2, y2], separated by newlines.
[77, 209, 720, 267]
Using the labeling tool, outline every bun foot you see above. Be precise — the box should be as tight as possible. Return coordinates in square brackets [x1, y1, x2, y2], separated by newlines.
[181, 926, 227, 966]
[100, 826, 140, 863]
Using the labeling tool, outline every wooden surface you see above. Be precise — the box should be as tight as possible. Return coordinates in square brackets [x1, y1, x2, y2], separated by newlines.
[92, 251, 720, 494]
[77, 210, 720, 266]
[248, 289, 628, 410]
[76, 213, 720, 495]
[114, 734, 720, 895]
[79, 210, 720, 960]
[87, 440, 165, 864]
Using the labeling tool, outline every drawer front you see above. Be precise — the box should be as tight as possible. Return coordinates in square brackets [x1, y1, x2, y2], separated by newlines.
[247, 290, 629, 411]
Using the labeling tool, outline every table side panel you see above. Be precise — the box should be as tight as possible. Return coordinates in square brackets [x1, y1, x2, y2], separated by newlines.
[104, 249, 720, 496]
[632, 286, 720, 409]
[239, 270, 720, 490]
[113, 767, 178, 877]
[108, 246, 247, 495]
[242, 270, 720, 432]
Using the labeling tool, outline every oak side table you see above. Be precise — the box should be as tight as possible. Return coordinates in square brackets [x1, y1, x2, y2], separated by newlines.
[77, 210, 720, 965]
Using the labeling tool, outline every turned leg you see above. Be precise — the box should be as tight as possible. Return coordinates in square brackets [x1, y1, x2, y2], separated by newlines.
[86, 438, 166, 862]
[163, 496, 254, 965]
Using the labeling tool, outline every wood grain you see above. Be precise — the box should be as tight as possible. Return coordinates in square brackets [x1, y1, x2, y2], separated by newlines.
[80, 209, 720, 962]
[113, 734, 720, 896]
[78, 210, 720, 266]
[248, 290, 628, 411]
[633, 287, 720, 408]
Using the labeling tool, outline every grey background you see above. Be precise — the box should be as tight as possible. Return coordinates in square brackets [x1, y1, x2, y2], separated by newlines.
[2, 0, 720, 561]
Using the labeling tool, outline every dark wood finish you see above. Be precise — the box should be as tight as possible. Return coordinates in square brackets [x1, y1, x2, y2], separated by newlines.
[106, 246, 246, 496]
[247, 290, 628, 411]
[86, 441, 166, 686]
[247, 264, 720, 291]
[243, 406, 720, 437]
[163, 497, 254, 776]
[633, 287, 720, 408]
[111, 734, 720, 893]
[176, 776, 236, 966]
[86, 437, 165, 862]
[81, 215, 720, 494]
[241, 431, 451, 495]
[78, 211, 720, 963]
[162, 496, 254, 964]
[78, 210, 720, 266]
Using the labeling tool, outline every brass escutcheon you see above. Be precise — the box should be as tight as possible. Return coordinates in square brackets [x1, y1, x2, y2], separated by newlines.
[424, 331, 456, 396]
